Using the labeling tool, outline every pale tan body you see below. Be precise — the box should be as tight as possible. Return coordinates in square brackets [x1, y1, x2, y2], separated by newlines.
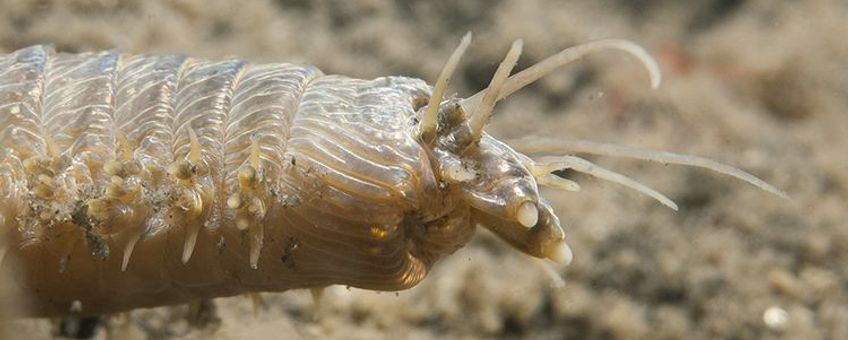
[0, 39, 784, 318]
[0, 46, 474, 317]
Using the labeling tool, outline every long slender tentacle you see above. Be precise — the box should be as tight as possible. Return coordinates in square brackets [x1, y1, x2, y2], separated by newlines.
[461, 39, 661, 114]
[418, 32, 472, 141]
[511, 137, 788, 199]
[467, 39, 523, 142]
[531, 155, 679, 210]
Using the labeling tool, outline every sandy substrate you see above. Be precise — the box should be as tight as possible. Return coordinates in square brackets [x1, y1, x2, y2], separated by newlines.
[1, 0, 846, 339]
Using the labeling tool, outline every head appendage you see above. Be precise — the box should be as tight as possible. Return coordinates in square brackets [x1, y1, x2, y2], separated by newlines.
[536, 173, 581, 192]
[420, 38, 679, 268]
[461, 39, 662, 116]
[512, 137, 789, 199]
[419, 32, 473, 141]
[468, 39, 523, 142]
[447, 37, 784, 203]
[532, 156, 679, 210]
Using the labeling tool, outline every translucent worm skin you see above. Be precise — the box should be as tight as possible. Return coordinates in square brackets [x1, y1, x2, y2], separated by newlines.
[2, 40, 775, 318]
[0, 46, 481, 316]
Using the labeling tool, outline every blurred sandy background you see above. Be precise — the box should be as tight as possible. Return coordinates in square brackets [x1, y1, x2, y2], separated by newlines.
[0, 0, 846, 339]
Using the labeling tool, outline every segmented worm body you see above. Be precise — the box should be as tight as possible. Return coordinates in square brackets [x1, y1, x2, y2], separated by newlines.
[0, 37, 785, 317]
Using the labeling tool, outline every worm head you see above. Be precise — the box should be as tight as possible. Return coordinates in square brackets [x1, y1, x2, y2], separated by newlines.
[414, 34, 665, 266]
[414, 34, 788, 271]
[428, 118, 572, 264]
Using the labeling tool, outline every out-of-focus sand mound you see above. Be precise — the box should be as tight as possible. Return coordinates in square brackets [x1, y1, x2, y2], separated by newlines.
[1, 0, 846, 339]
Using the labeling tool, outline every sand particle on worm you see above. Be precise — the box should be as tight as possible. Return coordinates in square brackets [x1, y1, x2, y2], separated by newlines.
[0, 33, 786, 317]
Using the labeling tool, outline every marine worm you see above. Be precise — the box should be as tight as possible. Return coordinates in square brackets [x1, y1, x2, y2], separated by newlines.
[0, 34, 786, 317]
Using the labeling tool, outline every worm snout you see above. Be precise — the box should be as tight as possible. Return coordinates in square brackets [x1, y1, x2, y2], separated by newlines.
[413, 94, 571, 265]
